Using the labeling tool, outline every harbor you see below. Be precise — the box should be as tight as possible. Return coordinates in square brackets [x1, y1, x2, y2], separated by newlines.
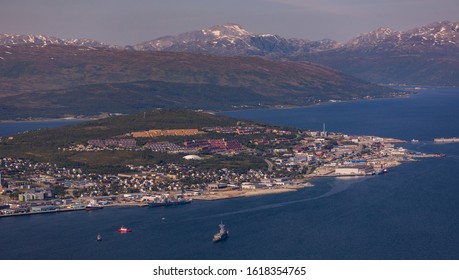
[1, 87, 459, 260]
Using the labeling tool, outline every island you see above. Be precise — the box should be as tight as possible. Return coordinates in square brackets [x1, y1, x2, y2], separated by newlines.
[0, 109, 442, 217]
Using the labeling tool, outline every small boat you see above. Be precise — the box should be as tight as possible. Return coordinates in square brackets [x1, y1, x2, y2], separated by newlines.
[383, 168, 388, 174]
[212, 221, 229, 243]
[96, 233, 102, 241]
[117, 225, 132, 233]
[411, 139, 419, 143]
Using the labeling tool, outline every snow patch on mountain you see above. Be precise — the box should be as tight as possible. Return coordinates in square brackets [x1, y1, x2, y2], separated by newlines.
[345, 21, 459, 52]
[133, 23, 340, 56]
[0, 34, 115, 49]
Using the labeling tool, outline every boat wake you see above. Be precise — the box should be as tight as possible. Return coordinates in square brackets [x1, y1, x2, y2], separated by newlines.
[188, 178, 369, 220]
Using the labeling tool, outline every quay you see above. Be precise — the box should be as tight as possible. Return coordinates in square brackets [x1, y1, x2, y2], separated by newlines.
[0, 207, 85, 218]
[434, 137, 459, 143]
[0, 202, 149, 218]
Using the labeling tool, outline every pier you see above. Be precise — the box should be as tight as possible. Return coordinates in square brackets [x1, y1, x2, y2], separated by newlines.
[434, 137, 459, 143]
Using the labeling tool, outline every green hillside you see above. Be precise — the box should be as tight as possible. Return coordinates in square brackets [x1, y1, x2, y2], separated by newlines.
[0, 109, 266, 172]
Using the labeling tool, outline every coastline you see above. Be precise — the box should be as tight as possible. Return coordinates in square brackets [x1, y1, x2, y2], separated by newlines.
[194, 181, 314, 201]
[0, 117, 98, 123]
[218, 90, 415, 114]
[0, 89, 416, 122]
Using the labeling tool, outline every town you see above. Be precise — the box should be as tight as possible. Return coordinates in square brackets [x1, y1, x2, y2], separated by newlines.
[0, 124, 439, 217]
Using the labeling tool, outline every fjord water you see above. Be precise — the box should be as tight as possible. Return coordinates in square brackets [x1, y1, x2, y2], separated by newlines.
[1, 87, 459, 260]
[0, 119, 85, 137]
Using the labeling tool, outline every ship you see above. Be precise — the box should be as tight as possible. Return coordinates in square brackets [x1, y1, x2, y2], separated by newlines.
[117, 225, 132, 233]
[148, 198, 192, 207]
[148, 192, 192, 207]
[85, 200, 104, 211]
[212, 221, 229, 243]
[85, 205, 104, 211]
[96, 233, 102, 241]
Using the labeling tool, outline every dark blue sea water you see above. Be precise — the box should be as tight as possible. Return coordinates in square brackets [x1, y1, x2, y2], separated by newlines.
[1, 88, 459, 260]
[0, 120, 85, 137]
[223, 87, 459, 141]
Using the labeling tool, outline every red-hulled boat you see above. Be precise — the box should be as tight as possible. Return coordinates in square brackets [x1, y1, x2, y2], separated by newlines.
[117, 225, 132, 233]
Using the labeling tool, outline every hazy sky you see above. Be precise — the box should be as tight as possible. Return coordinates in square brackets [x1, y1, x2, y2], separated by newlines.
[1, 0, 458, 45]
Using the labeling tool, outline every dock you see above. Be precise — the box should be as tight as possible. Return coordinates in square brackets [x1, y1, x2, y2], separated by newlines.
[0, 207, 85, 218]
[434, 137, 459, 143]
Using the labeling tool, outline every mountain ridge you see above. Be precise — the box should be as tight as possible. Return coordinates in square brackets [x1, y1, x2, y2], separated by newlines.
[2, 20, 457, 55]
[3, 21, 456, 86]
[0, 44, 396, 119]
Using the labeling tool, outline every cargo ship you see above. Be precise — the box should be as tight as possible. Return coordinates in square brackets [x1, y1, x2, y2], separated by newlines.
[85, 205, 104, 211]
[149, 198, 192, 207]
[212, 221, 229, 243]
[148, 192, 192, 207]
[85, 200, 104, 211]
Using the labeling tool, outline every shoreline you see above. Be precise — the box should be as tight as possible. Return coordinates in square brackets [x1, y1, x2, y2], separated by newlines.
[0, 156, 438, 216]
[0, 117, 98, 123]
[0, 90, 416, 122]
[218, 91, 415, 114]
[193, 181, 314, 201]
[1, 86, 457, 122]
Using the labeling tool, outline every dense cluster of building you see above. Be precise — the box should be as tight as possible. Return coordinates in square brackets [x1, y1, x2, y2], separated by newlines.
[202, 126, 263, 135]
[131, 129, 202, 138]
[87, 139, 137, 149]
[2, 123, 431, 216]
[65, 136, 246, 154]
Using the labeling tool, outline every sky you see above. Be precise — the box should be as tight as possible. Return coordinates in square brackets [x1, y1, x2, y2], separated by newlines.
[1, 0, 458, 45]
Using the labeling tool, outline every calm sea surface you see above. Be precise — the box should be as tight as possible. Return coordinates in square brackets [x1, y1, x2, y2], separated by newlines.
[0, 119, 85, 137]
[1, 87, 459, 260]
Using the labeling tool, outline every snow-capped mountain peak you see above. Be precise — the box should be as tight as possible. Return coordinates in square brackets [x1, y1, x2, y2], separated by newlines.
[345, 21, 459, 52]
[0, 33, 114, 48]
[133, 23, 340, 56]
[212, 23, 253, 36]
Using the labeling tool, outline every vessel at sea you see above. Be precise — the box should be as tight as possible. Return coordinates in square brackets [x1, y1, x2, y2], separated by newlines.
[212, 221, 229, 242]
[117, 225, 132, 233]
[96, 233, 102, 241]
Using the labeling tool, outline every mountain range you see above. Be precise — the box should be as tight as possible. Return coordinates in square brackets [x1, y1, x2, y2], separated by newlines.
[133, 23, 340, 56]
[2, 21, 458, 86]
[0, 44, 395, 119]
[4, 21, 457, 57]
[0, 21, 457, 119]
[133, 21, 459, 86]
[0, 34, 114, 49]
